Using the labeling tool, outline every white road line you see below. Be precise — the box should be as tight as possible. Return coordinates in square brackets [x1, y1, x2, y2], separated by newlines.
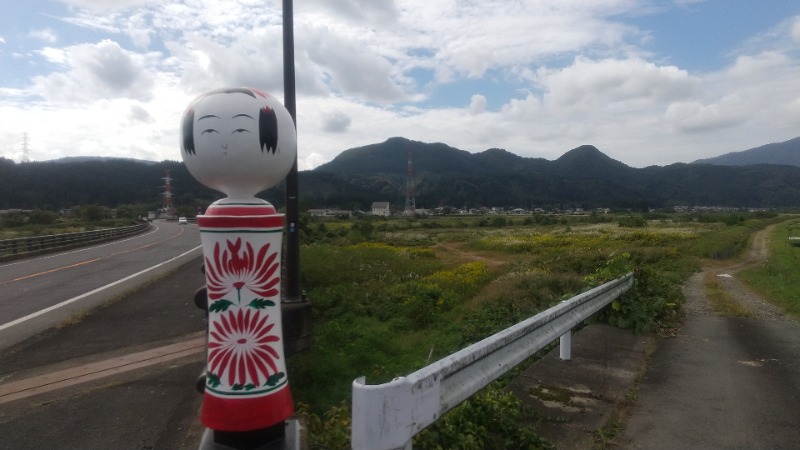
[0, 245, 202, 332]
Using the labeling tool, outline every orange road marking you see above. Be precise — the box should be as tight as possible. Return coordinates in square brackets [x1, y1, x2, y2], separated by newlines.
[1, 227, 186, 287]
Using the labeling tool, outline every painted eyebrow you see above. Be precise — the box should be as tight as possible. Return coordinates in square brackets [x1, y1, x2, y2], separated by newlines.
[198, 114, 221, 120]
[232, 113, 255, 120]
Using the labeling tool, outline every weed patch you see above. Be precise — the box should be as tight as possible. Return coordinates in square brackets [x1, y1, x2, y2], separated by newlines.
[289, 213, 777, 447]
[738, 220, 800, 318]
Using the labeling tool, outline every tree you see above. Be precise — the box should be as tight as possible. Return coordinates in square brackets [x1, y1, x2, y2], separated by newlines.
[82, 205, 106, 222]
[28, 209, 58, 225]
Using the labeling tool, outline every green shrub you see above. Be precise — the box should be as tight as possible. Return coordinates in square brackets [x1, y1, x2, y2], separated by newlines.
[414, 383, 554, 450]
[618, 215, 647, 228]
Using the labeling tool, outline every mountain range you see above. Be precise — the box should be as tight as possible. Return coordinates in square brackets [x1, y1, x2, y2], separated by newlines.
[301, 137, 800, 210]
[1, 137, 799, 212]
[692, 137, 800, 167]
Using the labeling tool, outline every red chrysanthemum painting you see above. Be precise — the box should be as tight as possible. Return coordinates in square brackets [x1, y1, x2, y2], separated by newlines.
[208, 307, 282, 388]
[205, 238, 280, 303]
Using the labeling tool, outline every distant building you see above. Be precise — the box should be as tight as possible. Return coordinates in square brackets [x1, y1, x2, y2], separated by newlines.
[371, 202, 390, 216]
[308, 209, 352, 218]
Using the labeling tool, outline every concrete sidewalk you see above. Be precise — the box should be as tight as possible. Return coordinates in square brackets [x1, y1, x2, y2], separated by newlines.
[509, 325, 653, 450]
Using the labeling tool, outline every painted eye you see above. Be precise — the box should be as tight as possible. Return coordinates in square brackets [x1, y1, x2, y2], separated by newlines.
[232, 128, 251, 134]
[201, 129, 219, 134]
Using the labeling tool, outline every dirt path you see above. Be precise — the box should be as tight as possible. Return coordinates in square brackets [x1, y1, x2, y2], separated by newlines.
[621, 224, 800, 449]
[433, 241, 510, 271]
[684, 224, 789, 320]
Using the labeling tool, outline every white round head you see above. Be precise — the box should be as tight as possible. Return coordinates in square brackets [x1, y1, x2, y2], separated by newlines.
[180, 87, 296, 199]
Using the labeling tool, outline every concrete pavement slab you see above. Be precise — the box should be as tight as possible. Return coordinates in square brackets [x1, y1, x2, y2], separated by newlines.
[509, 324, 653, 450]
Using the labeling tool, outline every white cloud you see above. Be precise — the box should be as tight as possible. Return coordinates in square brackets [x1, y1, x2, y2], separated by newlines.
[302, 25, 408, 102]
[124, 13, 153, 48]
[32, 40, 155, 102]
[2, 0, 799, 173]
[300, 0, 399, 26]
[793, 16, 800, 42]
[298, 152, 329, 171]
[539, 57, 698, 112]
[469, 94, 486, 115]
[395, 0, 641, 80]
[169, 32, 286, 94]
[321, 110, 352, 133]
[60, 0, 153, 12]
[665, 97, 750, 133]
[128, 104, 153, 123]
[29, 29, 58, 43]
[38, 47, 68, 64]
[727, 51, 790, 79]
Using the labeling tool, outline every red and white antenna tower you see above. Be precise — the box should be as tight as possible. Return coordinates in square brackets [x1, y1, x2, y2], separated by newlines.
[404, 144, 416, 215]
[162, 169, 174, 214]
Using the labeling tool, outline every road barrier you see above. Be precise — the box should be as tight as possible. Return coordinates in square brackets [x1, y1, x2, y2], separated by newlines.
[0, 223, 150, 261]
[351, 272, 634, 450]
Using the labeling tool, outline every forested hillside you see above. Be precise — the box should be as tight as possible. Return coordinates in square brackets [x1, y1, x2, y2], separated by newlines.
[3, 136, 800, 212]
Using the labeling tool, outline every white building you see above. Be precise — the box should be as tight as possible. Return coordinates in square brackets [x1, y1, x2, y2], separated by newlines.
[371, 202, 390, 216]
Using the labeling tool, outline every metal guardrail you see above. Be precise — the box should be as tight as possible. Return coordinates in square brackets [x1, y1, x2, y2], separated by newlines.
[351, 272, 634, 450]
[0, 223, 150, 260]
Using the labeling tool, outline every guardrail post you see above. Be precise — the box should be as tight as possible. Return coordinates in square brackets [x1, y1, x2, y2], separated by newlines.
[559, 330, 572, 361]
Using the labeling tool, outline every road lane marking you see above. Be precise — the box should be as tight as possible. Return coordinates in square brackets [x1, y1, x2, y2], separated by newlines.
[8, 258, 103, 283]
[0, 245, 202, 332]
[0, 336, 206, 405]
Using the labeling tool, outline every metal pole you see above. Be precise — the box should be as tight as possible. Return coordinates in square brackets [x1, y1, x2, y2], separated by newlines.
[282, 0, 301, 302]
[559, 330, 572, 361]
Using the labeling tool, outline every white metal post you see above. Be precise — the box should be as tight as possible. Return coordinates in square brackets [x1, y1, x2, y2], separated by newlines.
[559, 330, 572, 360]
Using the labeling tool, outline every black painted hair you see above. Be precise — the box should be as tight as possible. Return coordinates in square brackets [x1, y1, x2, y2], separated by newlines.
[182, 88, 278, 156]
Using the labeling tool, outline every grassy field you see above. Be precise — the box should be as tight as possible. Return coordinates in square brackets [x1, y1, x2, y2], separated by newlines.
[287, 211, 781, 449]
[738, 219, 800, 319]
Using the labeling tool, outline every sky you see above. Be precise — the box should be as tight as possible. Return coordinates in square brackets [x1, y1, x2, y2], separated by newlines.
[1, 0, 799, 171]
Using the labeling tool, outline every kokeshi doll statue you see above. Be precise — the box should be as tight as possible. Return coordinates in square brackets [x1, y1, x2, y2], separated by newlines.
[180, 87, 296, 431]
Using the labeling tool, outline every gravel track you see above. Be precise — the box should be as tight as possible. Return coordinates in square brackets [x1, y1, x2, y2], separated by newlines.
[622, 223, 800, 449]
[683, 224, 791, 321]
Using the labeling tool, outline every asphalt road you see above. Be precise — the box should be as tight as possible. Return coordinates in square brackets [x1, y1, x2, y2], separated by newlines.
[0, 220, 202, 351]
[0, 249, 209, 450]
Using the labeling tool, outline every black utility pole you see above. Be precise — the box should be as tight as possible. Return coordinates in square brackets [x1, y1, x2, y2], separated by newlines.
[280, 0, 311, 359]
[283, 0, 301, 302]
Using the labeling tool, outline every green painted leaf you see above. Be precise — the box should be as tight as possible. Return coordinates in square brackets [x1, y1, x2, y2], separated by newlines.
[266, 372, 286, 386]
[207, 372, 221, 388]
[209, 299, 234, 313]
[248, 298, 276, 309]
